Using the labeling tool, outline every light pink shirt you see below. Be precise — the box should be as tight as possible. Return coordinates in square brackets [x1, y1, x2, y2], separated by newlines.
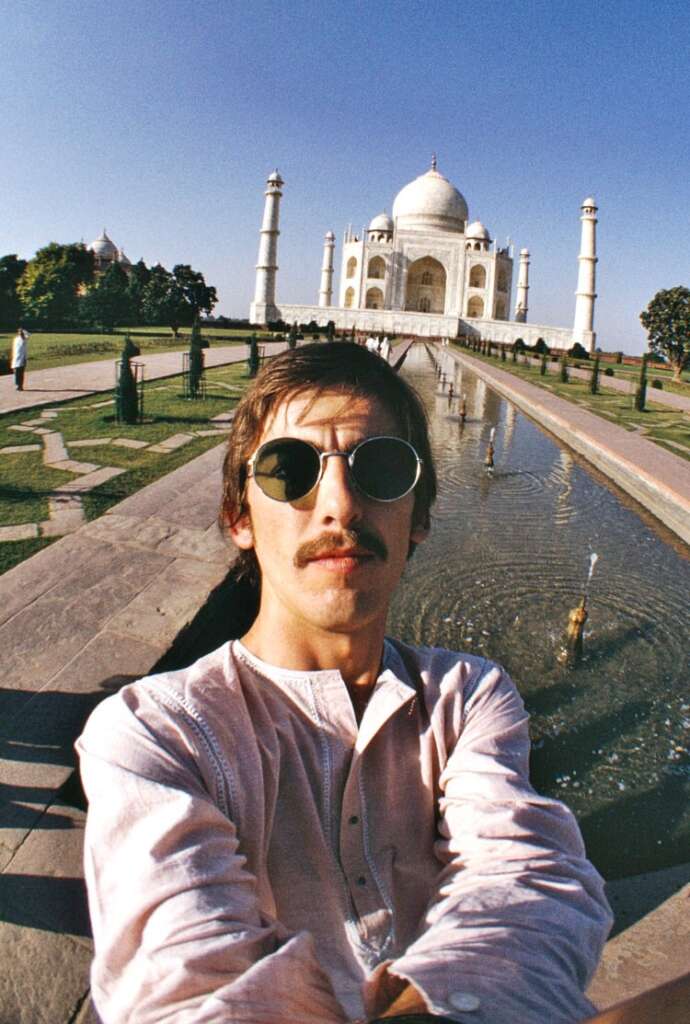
[77, 639, 611, 1024]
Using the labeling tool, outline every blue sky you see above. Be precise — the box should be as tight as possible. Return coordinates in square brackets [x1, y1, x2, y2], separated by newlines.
[1, 0, 688, 353]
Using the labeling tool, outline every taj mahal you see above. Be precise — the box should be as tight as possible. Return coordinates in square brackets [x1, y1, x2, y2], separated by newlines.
[249, 158, 598, 353]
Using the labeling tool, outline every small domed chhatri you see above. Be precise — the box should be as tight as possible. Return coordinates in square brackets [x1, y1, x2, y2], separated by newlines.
[368, 212, 394, 232]
[465, 220, 490, 241]
[249, 163, 599, 354]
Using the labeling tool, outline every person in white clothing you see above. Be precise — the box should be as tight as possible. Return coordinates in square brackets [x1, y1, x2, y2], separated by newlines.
[11, 328, 29, 391]
[78, 342, 612, 1024]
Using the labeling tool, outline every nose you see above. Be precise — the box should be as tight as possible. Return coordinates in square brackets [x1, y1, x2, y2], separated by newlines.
[314, 452, 362, 526]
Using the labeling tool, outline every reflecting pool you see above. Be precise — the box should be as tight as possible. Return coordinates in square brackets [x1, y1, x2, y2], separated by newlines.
[389, 344, 690, 879]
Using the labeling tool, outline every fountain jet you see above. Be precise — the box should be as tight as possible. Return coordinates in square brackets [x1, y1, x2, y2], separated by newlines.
[484, 427, 496, 472]
[559, 553, 599, 665]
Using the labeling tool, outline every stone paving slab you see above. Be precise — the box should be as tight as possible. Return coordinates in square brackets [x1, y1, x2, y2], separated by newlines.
[450, 350, 690, 546]
[0, 922, 94, 1024]
[69, 438, 112, 448]
[52, 465, 126, 494]
[146, 431, 195, 453]
[0, 443, 42, 454]
[49, 459, 100, 475]
[41, 508, 86, 537]
[111, 436, 149, 449]
[42, 431, 69, 464]
[0, 523, 39, 542]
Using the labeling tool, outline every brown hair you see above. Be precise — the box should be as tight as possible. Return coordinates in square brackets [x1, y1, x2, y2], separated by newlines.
[219, 341, 437, 582]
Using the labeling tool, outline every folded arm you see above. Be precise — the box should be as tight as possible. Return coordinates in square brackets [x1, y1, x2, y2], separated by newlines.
[78, 691, 348, 1024]
[373, 663, 613, 1024]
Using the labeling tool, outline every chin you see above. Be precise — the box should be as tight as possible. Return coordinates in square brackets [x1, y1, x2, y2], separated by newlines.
[302, 591, 380, 633]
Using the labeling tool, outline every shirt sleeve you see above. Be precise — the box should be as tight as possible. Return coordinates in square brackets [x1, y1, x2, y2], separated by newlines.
[77, 687, 349, 1024]
[380, 661, 613, 1024]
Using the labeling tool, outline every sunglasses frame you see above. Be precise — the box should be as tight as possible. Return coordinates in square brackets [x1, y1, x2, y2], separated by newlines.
[247, 434, 423, 504]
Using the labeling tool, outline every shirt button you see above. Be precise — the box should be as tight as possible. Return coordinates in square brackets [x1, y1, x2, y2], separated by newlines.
[349, 815, 359, 825]
[356, 875, 367, 886]
[449, 992, 480, 1013]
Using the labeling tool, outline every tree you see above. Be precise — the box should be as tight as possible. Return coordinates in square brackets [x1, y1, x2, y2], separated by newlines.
[633, 353, 648, 412]
[0, 254, 27, 329]
[590, 355, 600, 395]
[247, 333, 260, 377]
[81, 262, 133, 332]
[126, 260, 151, 324]
[17, 242, 94, 328]
[640, 286, 690, 381]
[140, 263, 218, 336]
[188, 318, 209, 398]
[141, 264, 180, 334]
[569, 341, 590, 360]
[116, 335, 141, 424]
[559, 351, 569, 383]
[171, 264, 218, 328]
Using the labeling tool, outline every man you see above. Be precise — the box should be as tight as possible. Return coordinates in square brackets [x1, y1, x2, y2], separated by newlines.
[78, 342, 611, 1024]
[11, 327, 28, 390]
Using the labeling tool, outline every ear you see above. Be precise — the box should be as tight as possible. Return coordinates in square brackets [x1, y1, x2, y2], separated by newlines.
[228, 512, 254, 551]
[410, 520, 429, 546]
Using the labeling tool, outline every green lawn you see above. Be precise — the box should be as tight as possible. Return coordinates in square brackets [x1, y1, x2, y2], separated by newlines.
[0, 361, 253, 575]
[454, 345, 690, 462]
[592, 359, 690, 395]
[0, 326, 279, 372]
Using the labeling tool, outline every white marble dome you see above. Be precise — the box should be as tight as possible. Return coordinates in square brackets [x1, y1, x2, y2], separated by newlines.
[393, 164, 468, 233]
[89, 230, 119, 260]
[466, 220, 490, 240]
[369, 212, 393, 232]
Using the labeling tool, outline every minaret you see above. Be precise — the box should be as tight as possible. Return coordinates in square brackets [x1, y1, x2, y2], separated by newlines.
[514, 248, 530, 322]
[249, 170, 284, 325]
[572, 197, 598, 352]
[318, 231, 335, 307]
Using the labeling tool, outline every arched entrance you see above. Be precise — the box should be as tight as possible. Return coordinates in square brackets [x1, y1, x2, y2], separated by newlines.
[365, 287, 384, 309]
[404, 257, 446, 314]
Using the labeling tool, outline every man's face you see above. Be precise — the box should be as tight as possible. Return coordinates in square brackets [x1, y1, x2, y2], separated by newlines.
[230, 390, 428, 638]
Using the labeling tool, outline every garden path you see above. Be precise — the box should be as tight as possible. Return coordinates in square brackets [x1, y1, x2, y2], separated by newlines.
[0, 343, 249, 413]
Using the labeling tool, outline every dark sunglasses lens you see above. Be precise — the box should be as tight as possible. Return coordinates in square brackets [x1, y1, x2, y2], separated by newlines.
[253, 439, 320, 501]
[353, 438, 418, 500]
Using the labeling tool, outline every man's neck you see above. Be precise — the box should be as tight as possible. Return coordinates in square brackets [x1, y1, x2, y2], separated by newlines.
[240, 614, 386, 696]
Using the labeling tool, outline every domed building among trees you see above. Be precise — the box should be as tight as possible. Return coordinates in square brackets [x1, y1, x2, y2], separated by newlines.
[88, 230, 132, 277]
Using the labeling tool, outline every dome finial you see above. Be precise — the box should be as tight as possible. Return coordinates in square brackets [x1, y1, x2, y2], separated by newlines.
[431, 153, 437, 171]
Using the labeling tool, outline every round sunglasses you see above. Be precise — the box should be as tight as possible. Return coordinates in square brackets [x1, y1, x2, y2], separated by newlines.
[247, 435, 423, 503]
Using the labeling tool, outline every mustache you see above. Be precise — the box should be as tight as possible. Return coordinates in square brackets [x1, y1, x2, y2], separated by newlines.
[294, 528, 388, 568]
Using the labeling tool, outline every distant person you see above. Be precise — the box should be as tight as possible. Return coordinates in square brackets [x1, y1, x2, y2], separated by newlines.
[11, 328, 29, 391]
[380, 335, 391, 362]
[365, 334, 378, 354]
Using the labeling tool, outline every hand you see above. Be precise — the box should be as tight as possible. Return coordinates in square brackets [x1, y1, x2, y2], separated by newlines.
[378, 982, 429, 1018]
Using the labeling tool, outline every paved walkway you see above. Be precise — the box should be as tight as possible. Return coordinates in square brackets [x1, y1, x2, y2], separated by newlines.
[1, 341, 689, 1021]
[0, 343, 252, 414]
[445, 348, 690, 546]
